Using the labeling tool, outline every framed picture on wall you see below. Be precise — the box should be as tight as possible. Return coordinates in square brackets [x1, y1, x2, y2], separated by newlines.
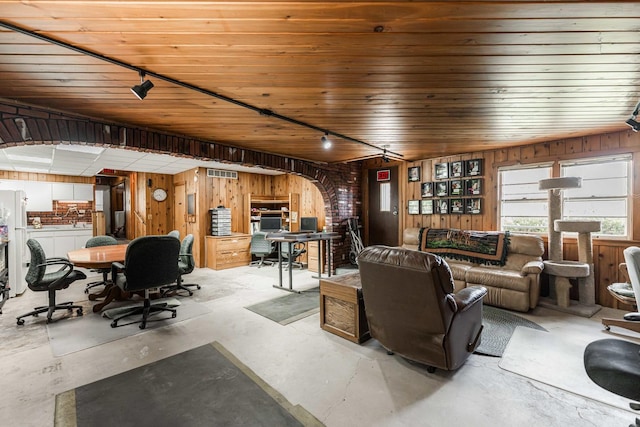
[449, 161, 463, 178]
[421, 182, 434, 198]
[408, 166, 421, 182]
[437, 199, 449, 214]
[408, 199, 420, 214]
[465, 159, 483, 176]
[421, 199, 434, 215]
[450, 198, 464, 214]
[435, 181, 448, 197]
[435, 163, 449, 180]
[449, 179, 463, 196]
[465, 178, 483, 195]
[466, 198, 482, 214]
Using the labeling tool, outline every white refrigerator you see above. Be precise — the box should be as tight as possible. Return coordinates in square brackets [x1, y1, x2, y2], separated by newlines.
[0, 190, 28, 297]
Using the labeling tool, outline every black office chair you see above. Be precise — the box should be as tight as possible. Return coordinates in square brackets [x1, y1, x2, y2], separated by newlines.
[161, 234, 201, 296]
[281, 241, 306, 270]
[84, 235, 119, 294]
[16, 239, 87, 325]
[109, 235, 180, 329]
[168, 229, 180, 239]
[250, 232, 275, 267]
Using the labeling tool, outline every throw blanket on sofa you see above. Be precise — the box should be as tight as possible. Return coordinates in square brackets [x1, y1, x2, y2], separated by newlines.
[418, 228, 510, 266]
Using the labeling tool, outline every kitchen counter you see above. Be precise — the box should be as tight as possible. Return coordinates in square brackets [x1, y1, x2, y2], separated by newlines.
[27, 225, 92, 232]
[26, 226, 93, 259]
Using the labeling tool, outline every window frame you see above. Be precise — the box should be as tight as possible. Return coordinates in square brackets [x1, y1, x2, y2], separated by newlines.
[559, 154, 632, 239]
[498, 162, 553, 235]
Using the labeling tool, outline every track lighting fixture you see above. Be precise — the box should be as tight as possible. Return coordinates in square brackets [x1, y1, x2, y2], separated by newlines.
[0, 21, 404, 160]
[130, 71, 154, 100]
[321, 133, 332, 149]
[626, 101, 640, 132]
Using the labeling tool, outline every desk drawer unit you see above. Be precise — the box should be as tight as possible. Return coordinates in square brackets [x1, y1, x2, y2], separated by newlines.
[320, 272, 370, 343]
[307, 240, 325, 273]
[205, 234, 251, 270]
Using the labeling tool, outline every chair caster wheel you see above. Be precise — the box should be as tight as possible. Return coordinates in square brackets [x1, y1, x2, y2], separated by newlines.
[16, 319, 24, 325]
[172, 312, 177, 318]
[427, 366, 436, 373]
[604, 325, 611, 331]
[387, 350, 394, 355]
[46, 318, 53, 324]
[33, 313, 39, 317]
[77, 308, 83, 316]
[196, 285, 201, 290]
[139, 323, 146, 330]
[67, 307, 73, 312]
[111, 321, 117, 328]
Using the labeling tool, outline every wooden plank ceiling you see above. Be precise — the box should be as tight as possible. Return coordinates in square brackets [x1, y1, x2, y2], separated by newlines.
[0, 1, 639, 164]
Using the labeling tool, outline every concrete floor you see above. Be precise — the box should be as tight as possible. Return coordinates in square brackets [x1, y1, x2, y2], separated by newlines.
[0, 265, 638, 427]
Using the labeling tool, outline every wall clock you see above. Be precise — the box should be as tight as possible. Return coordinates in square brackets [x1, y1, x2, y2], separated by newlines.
[152, 188, 168, 202]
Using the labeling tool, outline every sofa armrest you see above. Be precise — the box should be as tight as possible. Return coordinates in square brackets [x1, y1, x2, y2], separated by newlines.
[522, 260, 544, 275]
[451, 286, 487, 313]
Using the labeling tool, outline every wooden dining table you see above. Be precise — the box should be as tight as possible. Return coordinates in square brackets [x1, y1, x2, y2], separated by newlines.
[67, 244, 128, 312]
[67, 244, 128, 269]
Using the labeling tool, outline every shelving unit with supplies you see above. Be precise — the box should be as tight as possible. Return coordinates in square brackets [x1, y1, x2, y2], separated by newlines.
[245, 193, 300, 234]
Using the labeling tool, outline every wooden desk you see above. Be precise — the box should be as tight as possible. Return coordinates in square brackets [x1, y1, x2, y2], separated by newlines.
[67, 244, 128, 312]
[266, 232, 340, 293]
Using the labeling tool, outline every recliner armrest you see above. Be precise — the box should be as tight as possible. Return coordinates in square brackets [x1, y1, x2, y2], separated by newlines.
[451, 286, 487, 313]
[522, 260, 544, 275]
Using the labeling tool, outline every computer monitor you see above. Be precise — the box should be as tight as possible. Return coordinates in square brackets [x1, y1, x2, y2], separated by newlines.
[300, 216, 318, 232]
[259, 216, 282, 231]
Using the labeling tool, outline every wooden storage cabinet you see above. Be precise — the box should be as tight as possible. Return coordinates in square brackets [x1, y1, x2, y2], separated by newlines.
[205, 234, 251, 270]
[307, 240, 325, 273]
[320, 272, 370, 344]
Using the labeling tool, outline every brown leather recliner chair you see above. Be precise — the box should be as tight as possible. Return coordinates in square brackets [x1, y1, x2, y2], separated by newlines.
[358, 245, 487, 372]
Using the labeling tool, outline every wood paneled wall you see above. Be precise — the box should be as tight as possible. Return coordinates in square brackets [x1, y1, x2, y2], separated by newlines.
[396, 129, 640, 309]
[0, 171, 93, 184]
[169, 168, 326, 267]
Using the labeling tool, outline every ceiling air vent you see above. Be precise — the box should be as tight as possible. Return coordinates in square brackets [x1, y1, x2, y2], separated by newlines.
[207, 169, 238, 179]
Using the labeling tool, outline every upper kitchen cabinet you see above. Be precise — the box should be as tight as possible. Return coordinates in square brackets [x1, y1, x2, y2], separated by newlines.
[23, 181, 53, 211]
[52, 183, 93, 201]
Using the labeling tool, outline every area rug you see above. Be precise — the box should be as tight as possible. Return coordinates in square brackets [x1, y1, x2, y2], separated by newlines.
[474, 306, 547, 357]
[55, 342, 322, 427]
[245, 288, 319, 325]
[47, 298, 211, 356]
[499, 327, 634, 412]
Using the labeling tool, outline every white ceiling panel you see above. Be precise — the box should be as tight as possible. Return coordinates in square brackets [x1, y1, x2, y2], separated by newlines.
[0, 144, 283, 176]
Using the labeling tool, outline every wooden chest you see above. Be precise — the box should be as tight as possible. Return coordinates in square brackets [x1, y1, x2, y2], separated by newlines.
[320, 272, 370, 343]
[205, 234, 251, 270]
[307, 240, 325, 273]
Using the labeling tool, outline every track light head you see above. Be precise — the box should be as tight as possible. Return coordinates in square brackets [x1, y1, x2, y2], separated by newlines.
[382, 149, 390, 162]
[321, 133, 332, 149]
[626, 117, 640, 132]
[131, 71, 154, 100]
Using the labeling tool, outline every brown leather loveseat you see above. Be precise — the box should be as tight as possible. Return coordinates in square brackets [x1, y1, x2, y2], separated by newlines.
[402, 228, 544, 312]
[358, 245, 487, 372]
